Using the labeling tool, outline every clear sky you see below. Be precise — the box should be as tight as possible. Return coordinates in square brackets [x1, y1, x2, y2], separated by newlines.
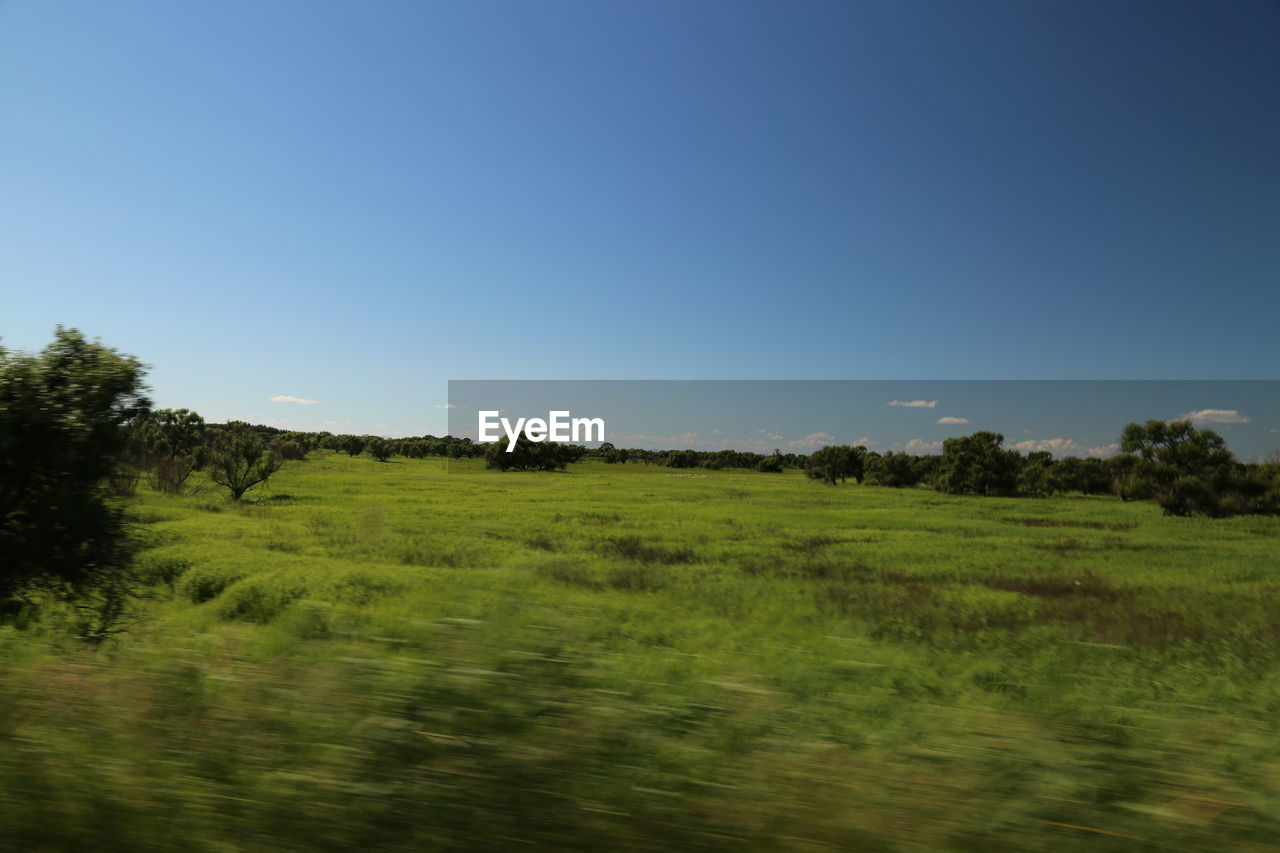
[2, 1, 1277, 438]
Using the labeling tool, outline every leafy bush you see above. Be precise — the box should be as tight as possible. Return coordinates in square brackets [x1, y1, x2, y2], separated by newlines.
[485, 435, 572, 471]
[0, 327, 149, 599]
[175, 564, 252, 603]
[215, 574, 308, 622]
[757, 455, 783, 473]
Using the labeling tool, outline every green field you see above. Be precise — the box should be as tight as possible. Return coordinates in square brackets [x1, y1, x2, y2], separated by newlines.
[4, 453, 1280, 851]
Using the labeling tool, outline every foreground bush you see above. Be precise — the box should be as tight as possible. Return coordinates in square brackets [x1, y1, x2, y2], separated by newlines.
[0, 327, 149, 599]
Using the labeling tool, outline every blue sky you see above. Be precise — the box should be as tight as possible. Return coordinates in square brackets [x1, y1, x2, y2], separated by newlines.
[2, 1, 1278, 439]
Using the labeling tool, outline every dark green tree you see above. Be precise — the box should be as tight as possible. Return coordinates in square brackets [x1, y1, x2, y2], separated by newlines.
[864, 450, 925, 488]
[0, 327, 150, 598]
[367, 438, 393, 462]
[1117, 420, 1277, 516]
[485, 435, 571, 471]
[757, 454, 784, 473]
[138, 407, 207, 494]
[806, 445, 867, 485]
[935, 432, 1020, 496]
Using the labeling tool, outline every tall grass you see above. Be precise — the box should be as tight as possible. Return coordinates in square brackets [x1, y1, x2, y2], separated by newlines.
[2, 452, 1278, 850]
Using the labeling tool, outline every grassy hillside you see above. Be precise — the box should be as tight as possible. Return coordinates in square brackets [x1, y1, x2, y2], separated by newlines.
[3, 452, 1280, 851]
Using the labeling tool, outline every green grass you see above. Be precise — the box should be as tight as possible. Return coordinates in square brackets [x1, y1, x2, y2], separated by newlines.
[3, 451, 1280, 851]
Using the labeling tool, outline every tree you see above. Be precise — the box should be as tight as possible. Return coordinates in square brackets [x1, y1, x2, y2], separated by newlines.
[1047, 456, 1111, 495]
[664, 449, 699, 469]
[757, 454, 783, 473]
[1017, 451, 1055, 497]
[806, 445, 867, 485]
[205, 424, 285, 500]
[864, 450, 924, 488]
[340, 435, 367, 457]
[0, 327, 150, 599]
[366, 438, 393, 462]
[935, 432, 1020, 496]
[485, 435, 572, 471]
[137, 407, 207, 494]
[1116, 420, 1277, 516]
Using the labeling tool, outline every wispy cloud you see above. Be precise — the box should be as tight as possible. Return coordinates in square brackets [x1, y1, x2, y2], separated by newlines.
[1176, 408, 1250, 425]
[937, 416, 969, 424]
[790, 432, 839, 450]
[887, 399, 937, 408]
[603, 430, 844, 453]
[1007, 438, 1119, 459]
[270, 395, 319, 405]
[894, 438, 943, 455]
[322, 420, 337, 425]
[613, 432, 701, 450]
[435, 403, 462, 409]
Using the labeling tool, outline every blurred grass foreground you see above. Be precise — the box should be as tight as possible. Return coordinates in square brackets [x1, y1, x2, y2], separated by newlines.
[3, 448, 1280, 851]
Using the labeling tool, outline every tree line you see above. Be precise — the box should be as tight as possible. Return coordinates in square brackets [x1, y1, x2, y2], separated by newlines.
[800, 428, 1279, 518]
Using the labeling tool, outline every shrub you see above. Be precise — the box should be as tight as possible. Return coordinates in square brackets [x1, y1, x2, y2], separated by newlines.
[0, 327, 149, 599]
[175, 564, 252, 603]
[274, 441, 308, 461]
[757, 455, 783, 473]
[215, 574, 308, 622]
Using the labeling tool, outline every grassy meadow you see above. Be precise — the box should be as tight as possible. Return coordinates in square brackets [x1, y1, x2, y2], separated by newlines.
[3, 451, 1280, 851]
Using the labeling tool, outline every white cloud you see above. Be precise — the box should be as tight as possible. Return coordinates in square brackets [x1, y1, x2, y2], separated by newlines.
[322, 420, 337, 425]
[435, 403, 461, 409]
[788, 432, 838, 451]
[270, 395, 319, 405]
[895, 438, 943, 455]
[613, 432, 701, 449]
[748, 432, 848, 453]
[1176, 408, 1250, 425]
[1007, 438, 1119, 459]
[937, 416, 969, 425]
[603, 430, 847, 453]
[887, 399, 937, 408]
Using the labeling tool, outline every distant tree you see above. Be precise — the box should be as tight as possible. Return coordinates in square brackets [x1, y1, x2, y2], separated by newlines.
[864, 450, 925, 488]
[1116, 420, 1277, 516]
[366, 438, 393, 462]
[485, 435, 572, 471]
[806, 445, 867, 485]
[0, 327, 150, 599]
[1017, 451, 1056, 497]
[340, 435, 367, 457]
[664, 449, 699, 469]
[757, 454, 784, 473]
[205, 425, 285, 500]
[935, 432, 1020, 496]
[138, 408, 207, 494]
[273, 440, 308, 461]
[1047, 456, 1111, 495]
[1121, 419, 1231, 467]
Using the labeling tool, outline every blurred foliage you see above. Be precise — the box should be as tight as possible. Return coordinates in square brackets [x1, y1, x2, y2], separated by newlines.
[3, 454, 1280, 850]
[0, 327, 149, 598]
